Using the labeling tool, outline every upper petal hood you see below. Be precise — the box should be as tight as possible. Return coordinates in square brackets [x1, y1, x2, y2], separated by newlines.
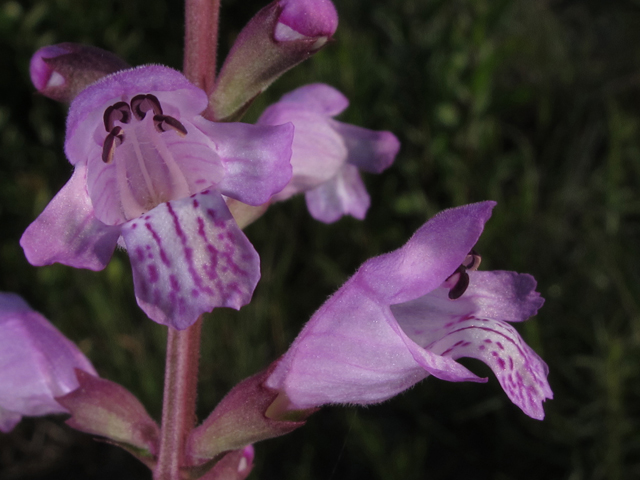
[65, 65, 208, 166]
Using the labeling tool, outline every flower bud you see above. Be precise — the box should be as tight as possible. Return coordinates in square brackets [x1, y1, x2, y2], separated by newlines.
[55, 369, 159, 456]
[210, 0, 338, 121]
[30, 43, 129, 102]
[187, 365, 315, 462]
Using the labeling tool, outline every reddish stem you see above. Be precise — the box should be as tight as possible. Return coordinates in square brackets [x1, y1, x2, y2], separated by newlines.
[154, 3, 220, 478]
[154, 317, 203, 480]
[184, 0, 220, 95]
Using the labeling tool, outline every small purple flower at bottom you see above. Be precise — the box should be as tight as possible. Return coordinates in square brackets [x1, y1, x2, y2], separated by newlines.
[0, 293, 96, 432]
[258, 83, 400, 223]
[265, 202, 552, 420]
[21, 65, 295, 330]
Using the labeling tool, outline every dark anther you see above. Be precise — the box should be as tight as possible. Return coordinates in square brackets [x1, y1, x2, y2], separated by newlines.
[101, 126, 124, 164]
[462, 249, 481, 271]
[131, 94, 163, 120]
[153, 114, 187, 137]
[446, 249, 481, 300]
[447, 266, 470, 300]
[103, 102, 131, 132]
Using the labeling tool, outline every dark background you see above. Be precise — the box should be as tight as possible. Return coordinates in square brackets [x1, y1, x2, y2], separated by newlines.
[1, 0, 640, 478]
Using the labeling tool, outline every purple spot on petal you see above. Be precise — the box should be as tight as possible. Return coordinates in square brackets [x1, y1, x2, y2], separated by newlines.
[135, 247, 145, 262]
[497, 358, 506, 370]
[169, 275, 180, 292]
[484, 339, 493, 344]
[193, 199, 199, 208]
[496, 342, 505, 350]
[479, 345, 486, 350]
[148, 264, 159, 283]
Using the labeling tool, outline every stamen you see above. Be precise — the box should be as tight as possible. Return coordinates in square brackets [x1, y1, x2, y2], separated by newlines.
[447, 266, 470, 300]
[131, 94, 163, 120]
[462, 249, 481, 271]
[103, 102, 131, 132]
[153, 114, 187, 137]
[101, 126, 124, 164]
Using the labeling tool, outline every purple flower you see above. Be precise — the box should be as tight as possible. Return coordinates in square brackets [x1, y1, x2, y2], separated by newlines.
[258, 84, 400, 223]
[0, 293, 96, 432]
[265, 202, 552, 419]
[20, 65, 294, 330]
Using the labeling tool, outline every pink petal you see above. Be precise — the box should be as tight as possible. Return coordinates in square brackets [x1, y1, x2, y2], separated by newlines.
[260, 106, 348, 201]
[305, 164, 370, 223]
[268, 83, 348, 116]
[265, 287, 431, 408]
[356, 202, 496, 305]
[331, 120, 400, 173]
[194, 119, 294, 205]
[20, 164, 121, 271]
[121, 190, 260, 330]
[0, 293, 97, 432]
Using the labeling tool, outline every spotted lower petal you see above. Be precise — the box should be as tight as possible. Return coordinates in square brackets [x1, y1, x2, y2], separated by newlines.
[305, 164, 370, 223]
[20, 164, 121, 271]
[121, 190, 260, 330]
[391, 273, 551, 419]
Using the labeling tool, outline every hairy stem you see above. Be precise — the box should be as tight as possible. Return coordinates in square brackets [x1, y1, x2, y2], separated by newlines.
[154, 317, 203, 480]
[184, 0, 220, 98]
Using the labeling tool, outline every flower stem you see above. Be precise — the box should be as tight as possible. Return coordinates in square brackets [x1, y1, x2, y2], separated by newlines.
[184, 0, 220, 97]
[154, 317, 203, 480]
[152, 3, 221, 478]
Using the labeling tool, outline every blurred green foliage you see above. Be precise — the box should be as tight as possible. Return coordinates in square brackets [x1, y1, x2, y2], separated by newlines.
[1, 0, 640, 478]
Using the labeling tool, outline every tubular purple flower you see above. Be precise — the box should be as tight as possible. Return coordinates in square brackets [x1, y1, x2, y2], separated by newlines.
[265, 202, 553, 420]
[0, 293, 97, 432]
[20, 65, 294, 330]
[258, 84, 400, 222]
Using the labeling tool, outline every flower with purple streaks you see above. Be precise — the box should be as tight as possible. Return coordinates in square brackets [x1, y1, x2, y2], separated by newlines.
[20, 65, 294, 330]
[0, 293, 97, 432]
[265, 202, 553, 420]
[258, 83, 400, 223]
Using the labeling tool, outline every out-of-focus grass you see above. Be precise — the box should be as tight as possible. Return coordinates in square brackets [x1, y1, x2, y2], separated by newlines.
[1, 0, 640, 478]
